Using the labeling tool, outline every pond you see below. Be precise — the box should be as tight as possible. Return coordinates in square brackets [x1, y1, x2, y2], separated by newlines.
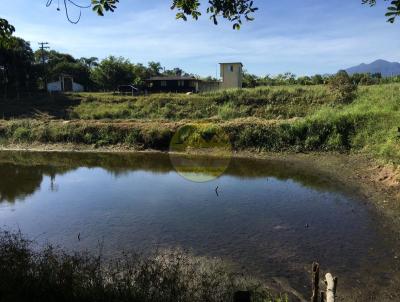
[0, 151, 398, 300]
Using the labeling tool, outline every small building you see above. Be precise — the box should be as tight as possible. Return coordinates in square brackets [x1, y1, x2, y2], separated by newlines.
[219, 63, 243, 90]
[146, 76, 201, 93]
[47, 74, 84, 93]
[146, 62, 243, 93]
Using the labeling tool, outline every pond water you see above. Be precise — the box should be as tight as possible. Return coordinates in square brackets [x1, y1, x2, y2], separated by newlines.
[0, 151, 398, 300]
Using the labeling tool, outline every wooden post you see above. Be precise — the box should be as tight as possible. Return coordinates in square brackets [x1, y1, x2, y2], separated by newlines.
[311, 262, 320, 302]
[325, 273, 337, 302]
[320, 291, 325, 302]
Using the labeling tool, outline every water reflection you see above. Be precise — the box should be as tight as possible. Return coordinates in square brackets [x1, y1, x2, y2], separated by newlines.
[0, 151, 398, 301]
[0, 164, 56, 202]
[0, 151, 348, 202]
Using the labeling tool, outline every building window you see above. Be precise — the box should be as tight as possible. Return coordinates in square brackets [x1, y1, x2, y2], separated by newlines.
[230, 65, 234, 72]
[161, 81, 167, 87]
[178, 80, 185, 87]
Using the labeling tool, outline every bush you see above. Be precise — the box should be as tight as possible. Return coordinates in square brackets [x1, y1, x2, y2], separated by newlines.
[0, 230, 285, 302]
[12, 126, 31, 142]
[328, 70, 357, 103]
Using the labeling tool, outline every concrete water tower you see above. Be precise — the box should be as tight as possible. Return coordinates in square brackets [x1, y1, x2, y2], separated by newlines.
[219, 62, 243, 89]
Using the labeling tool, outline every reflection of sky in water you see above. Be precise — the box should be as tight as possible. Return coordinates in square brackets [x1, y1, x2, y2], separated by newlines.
[0, 152, 398, 299]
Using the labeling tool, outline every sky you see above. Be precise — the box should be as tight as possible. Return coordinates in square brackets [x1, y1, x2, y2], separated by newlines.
[2, 0, 400, 77]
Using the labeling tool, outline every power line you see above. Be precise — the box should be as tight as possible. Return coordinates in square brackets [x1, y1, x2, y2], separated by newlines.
[38, 42, 50, 65]
[38, 42, 50, 90]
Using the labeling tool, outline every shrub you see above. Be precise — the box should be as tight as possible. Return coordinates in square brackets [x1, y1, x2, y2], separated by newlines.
[124, 129, 142, 147]
[12, 126, 31, 142]
[0, 230, 285, 302]
[218, 103, 242, 120]
[141, 127, 173, 150]
[328, 70, 357, 103]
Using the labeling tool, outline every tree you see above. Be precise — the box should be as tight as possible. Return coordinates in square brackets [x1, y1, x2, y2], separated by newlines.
[0, 18, 15, 42]
[147, 61, 163, 77]
[328, 70, 358, 103]
[33, 49, 92, 90]
[297, 76, 313, 85]
[47, 1, 400, 28]
[242, 72, 259, 88]
[0, 19, 36, 99]
[34, 50, 76, 68]
[48, 0, 258, 29]
[90, 56, 135, 91]
[0, 37, 36, 98]
[311, 74, 324, 85]
[362, 0, 400, 23]
[50, 61, 92, 89]
[163, 67, 189, 77]
[131, 63, 152, 88]
[94, 0, 258, 29]
[79, 57, 99, 69]
[274, 73, 296, 85]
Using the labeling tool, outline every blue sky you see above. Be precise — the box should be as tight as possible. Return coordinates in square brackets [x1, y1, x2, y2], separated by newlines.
[2, 0, 400, 76]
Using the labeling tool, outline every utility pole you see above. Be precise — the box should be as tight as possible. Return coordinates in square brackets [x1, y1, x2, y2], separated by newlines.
[38, 42, 50, 91]
[0, 65, 7, 101]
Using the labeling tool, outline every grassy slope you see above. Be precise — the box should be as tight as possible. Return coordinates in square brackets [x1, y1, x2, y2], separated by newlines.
[72, 86, 331, 120]
[0, 84, 399, 163]
[313, 84, 400, 162]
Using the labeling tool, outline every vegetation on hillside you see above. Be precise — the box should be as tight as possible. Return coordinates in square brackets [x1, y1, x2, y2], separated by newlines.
[0, 84, 398, 164]
[70, 86, 331, 120]
[242, 70, 400, 88]
[0, 230, 286, 302]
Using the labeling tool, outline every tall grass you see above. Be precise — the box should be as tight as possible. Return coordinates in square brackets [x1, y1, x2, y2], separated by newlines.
[308, 84, 400, 162]
[71, 86, 332, 121]
[0, 230, 286, 302]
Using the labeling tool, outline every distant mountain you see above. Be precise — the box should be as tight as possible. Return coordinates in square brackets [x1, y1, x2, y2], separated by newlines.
[345, 59, 400, 77]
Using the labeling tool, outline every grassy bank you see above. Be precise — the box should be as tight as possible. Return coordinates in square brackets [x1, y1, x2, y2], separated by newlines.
[71, 86, 331, 120]
[0, 84, 399, 163]
[0, 230, 286, 302]
[0, 85, 331, 120]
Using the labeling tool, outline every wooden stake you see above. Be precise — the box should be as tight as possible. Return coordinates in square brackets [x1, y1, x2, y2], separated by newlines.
[311, 262, 320, 302]
[325, 273, 337, 302]
[320, 291, 325, 302]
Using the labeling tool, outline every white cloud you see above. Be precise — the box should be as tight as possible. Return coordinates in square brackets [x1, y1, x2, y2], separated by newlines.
[3, 0, 400, 76]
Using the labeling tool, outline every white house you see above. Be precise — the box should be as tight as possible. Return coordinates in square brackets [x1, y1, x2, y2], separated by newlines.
[47, 74, 84, 93]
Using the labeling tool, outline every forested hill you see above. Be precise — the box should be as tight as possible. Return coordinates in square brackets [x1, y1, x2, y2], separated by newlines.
[345, 59, 400, 77]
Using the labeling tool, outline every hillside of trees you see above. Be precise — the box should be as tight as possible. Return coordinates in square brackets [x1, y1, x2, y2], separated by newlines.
[242, 70, 400, 88]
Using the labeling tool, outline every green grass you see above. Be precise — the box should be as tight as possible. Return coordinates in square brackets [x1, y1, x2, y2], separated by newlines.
[71, 86, 332, 120]
[0, 230, 287, 302]
[307, 84, 400, 162]
[0, 84, 399, 163]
